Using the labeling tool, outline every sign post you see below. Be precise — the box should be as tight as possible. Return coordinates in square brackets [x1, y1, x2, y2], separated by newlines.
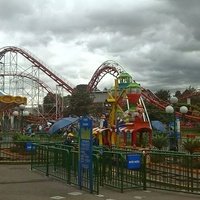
[78, 116, 93, 193]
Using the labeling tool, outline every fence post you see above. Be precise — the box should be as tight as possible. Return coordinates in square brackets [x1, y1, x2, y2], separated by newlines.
[46, 146, 49, 176]
[67, 149, 71, 184]
[120, 153, 124, 193]
[54, 148, 58, 172]
[142, 152, 147, 190]
[190, 155, 194, 192]
[92, 154, 100, 194]
[30, 144, 34, 171]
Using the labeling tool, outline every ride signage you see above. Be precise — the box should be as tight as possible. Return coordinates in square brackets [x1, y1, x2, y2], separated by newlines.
[127, 154, 142, 170]
[78, 116, 93, 193]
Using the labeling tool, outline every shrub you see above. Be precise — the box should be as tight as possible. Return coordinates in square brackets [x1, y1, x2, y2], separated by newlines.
[152, 133, 168, 150]
[12, 133, 34, 142]
[183, 139, 200, 154]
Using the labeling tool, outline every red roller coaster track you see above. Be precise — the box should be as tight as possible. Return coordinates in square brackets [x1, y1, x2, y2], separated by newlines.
[0, 72, 54, 94]
[1, 46, 200, 122]
[0, 46, 74, 94]
[179, 91, 200, 100]
[141, 88, 200, 122]
[87, 60, 122, 92]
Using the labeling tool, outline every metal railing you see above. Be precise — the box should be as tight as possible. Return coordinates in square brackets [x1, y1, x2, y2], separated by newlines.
[31, 143, 100, 194]
[146, 151, 200, 194]
[99, 150, 144, 193]
[1, 141, 200, 195]
[0, 141, 33, 163]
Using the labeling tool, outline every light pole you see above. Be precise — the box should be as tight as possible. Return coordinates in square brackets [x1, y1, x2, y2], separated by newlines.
[12, 110, 19, 130]
[19, 104, 25, 133]
[13, 105, 29, 133]
[165, 96, 188, 151]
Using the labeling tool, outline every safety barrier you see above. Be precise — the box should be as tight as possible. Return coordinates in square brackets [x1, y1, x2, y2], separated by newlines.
[31, 144, 200, 195]
[31, 143, 145, 193]
[0, 141, 62, 164]
[146, 151, 200, 194]
[1, 141, 200, 195]
[0, 141, 33, 163]
[99, 150, 145, 193]
[31, 143, 100, 194]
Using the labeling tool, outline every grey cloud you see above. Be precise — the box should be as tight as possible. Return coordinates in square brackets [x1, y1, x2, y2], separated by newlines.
[0, 0, 33, 19]
[1, 0, 200, 92]
[166, 0, 200, 41]
[19, 34, 53, 47]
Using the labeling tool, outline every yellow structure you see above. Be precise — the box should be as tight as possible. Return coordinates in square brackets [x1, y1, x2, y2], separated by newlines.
[0, 95, 27, 113]
[106, 79, 127, 127]
[0, 92, 27, 131]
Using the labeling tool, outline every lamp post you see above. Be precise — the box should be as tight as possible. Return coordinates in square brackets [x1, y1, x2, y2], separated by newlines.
[12, 110, 19, 130]
[13, 105, 29, 133]
[165, 96, 188, 151]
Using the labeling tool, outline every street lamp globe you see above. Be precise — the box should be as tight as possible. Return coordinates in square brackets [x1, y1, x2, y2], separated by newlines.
[19, 104, 25, 110]
[170, 96, 178, 104]
[13, 111, 19, 116]
[165, 105, 174, 114]
[180, 106, 188, 114]
[23, 110, 29, 116]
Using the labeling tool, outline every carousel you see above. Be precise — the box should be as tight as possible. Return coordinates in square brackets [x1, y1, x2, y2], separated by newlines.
[0, 90, 27, 131]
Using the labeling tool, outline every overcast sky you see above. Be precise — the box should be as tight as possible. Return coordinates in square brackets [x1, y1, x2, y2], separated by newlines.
[1, 0, 200, 93]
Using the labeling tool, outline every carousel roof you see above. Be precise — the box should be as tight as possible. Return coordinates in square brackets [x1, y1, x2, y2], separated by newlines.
[0, 90, 27, 113]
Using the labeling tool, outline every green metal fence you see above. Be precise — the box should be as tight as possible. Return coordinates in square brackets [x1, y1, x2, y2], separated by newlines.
[99, 151, 145, 193]
[0, 141, 33, 163]
[31, 144, 200, 195]
[1, 141, 200, 195]
[31, 143, 100, 194]
[146, 151, 200, 194]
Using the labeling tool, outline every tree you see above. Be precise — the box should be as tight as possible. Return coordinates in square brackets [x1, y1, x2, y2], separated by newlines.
[175, 90, 182, 98]
[43, 92, 56, 113]
[155, 89, 170, 101]
[145, 101, 172, 124]
[67, 84, 93, 116]
[62, 95, 71, 117]
[90, 102, 104, 118]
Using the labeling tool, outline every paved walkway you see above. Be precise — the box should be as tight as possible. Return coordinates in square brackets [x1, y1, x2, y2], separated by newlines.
[0, 165, 199, 200]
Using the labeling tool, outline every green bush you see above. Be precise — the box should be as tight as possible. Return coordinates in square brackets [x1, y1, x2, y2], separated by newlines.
[11, 133, 38, 154]
[183, 139, 200, 154]
[12, 133, 34, 142]
[152, 133, 168, 150]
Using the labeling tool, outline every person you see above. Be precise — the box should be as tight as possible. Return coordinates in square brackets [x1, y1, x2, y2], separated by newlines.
[92, 132, 99, 146]
[99, 114, 110, 145]
[99, 114, 106, 129]
[26, 126, 32, 135]
[38, 124, 43, 133]
[64, 133, 74, 145]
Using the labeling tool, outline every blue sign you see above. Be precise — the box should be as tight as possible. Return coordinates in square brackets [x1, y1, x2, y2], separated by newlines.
[25, 142, 35, 152]
[80, 139, 91, 169]
[78, 116, 93, 192]
[127, 154, 141, 170]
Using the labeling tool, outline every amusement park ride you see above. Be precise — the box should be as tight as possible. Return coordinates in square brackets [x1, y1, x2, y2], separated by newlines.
[93, 71, 152, 148]
[1, 45, 200, 131]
